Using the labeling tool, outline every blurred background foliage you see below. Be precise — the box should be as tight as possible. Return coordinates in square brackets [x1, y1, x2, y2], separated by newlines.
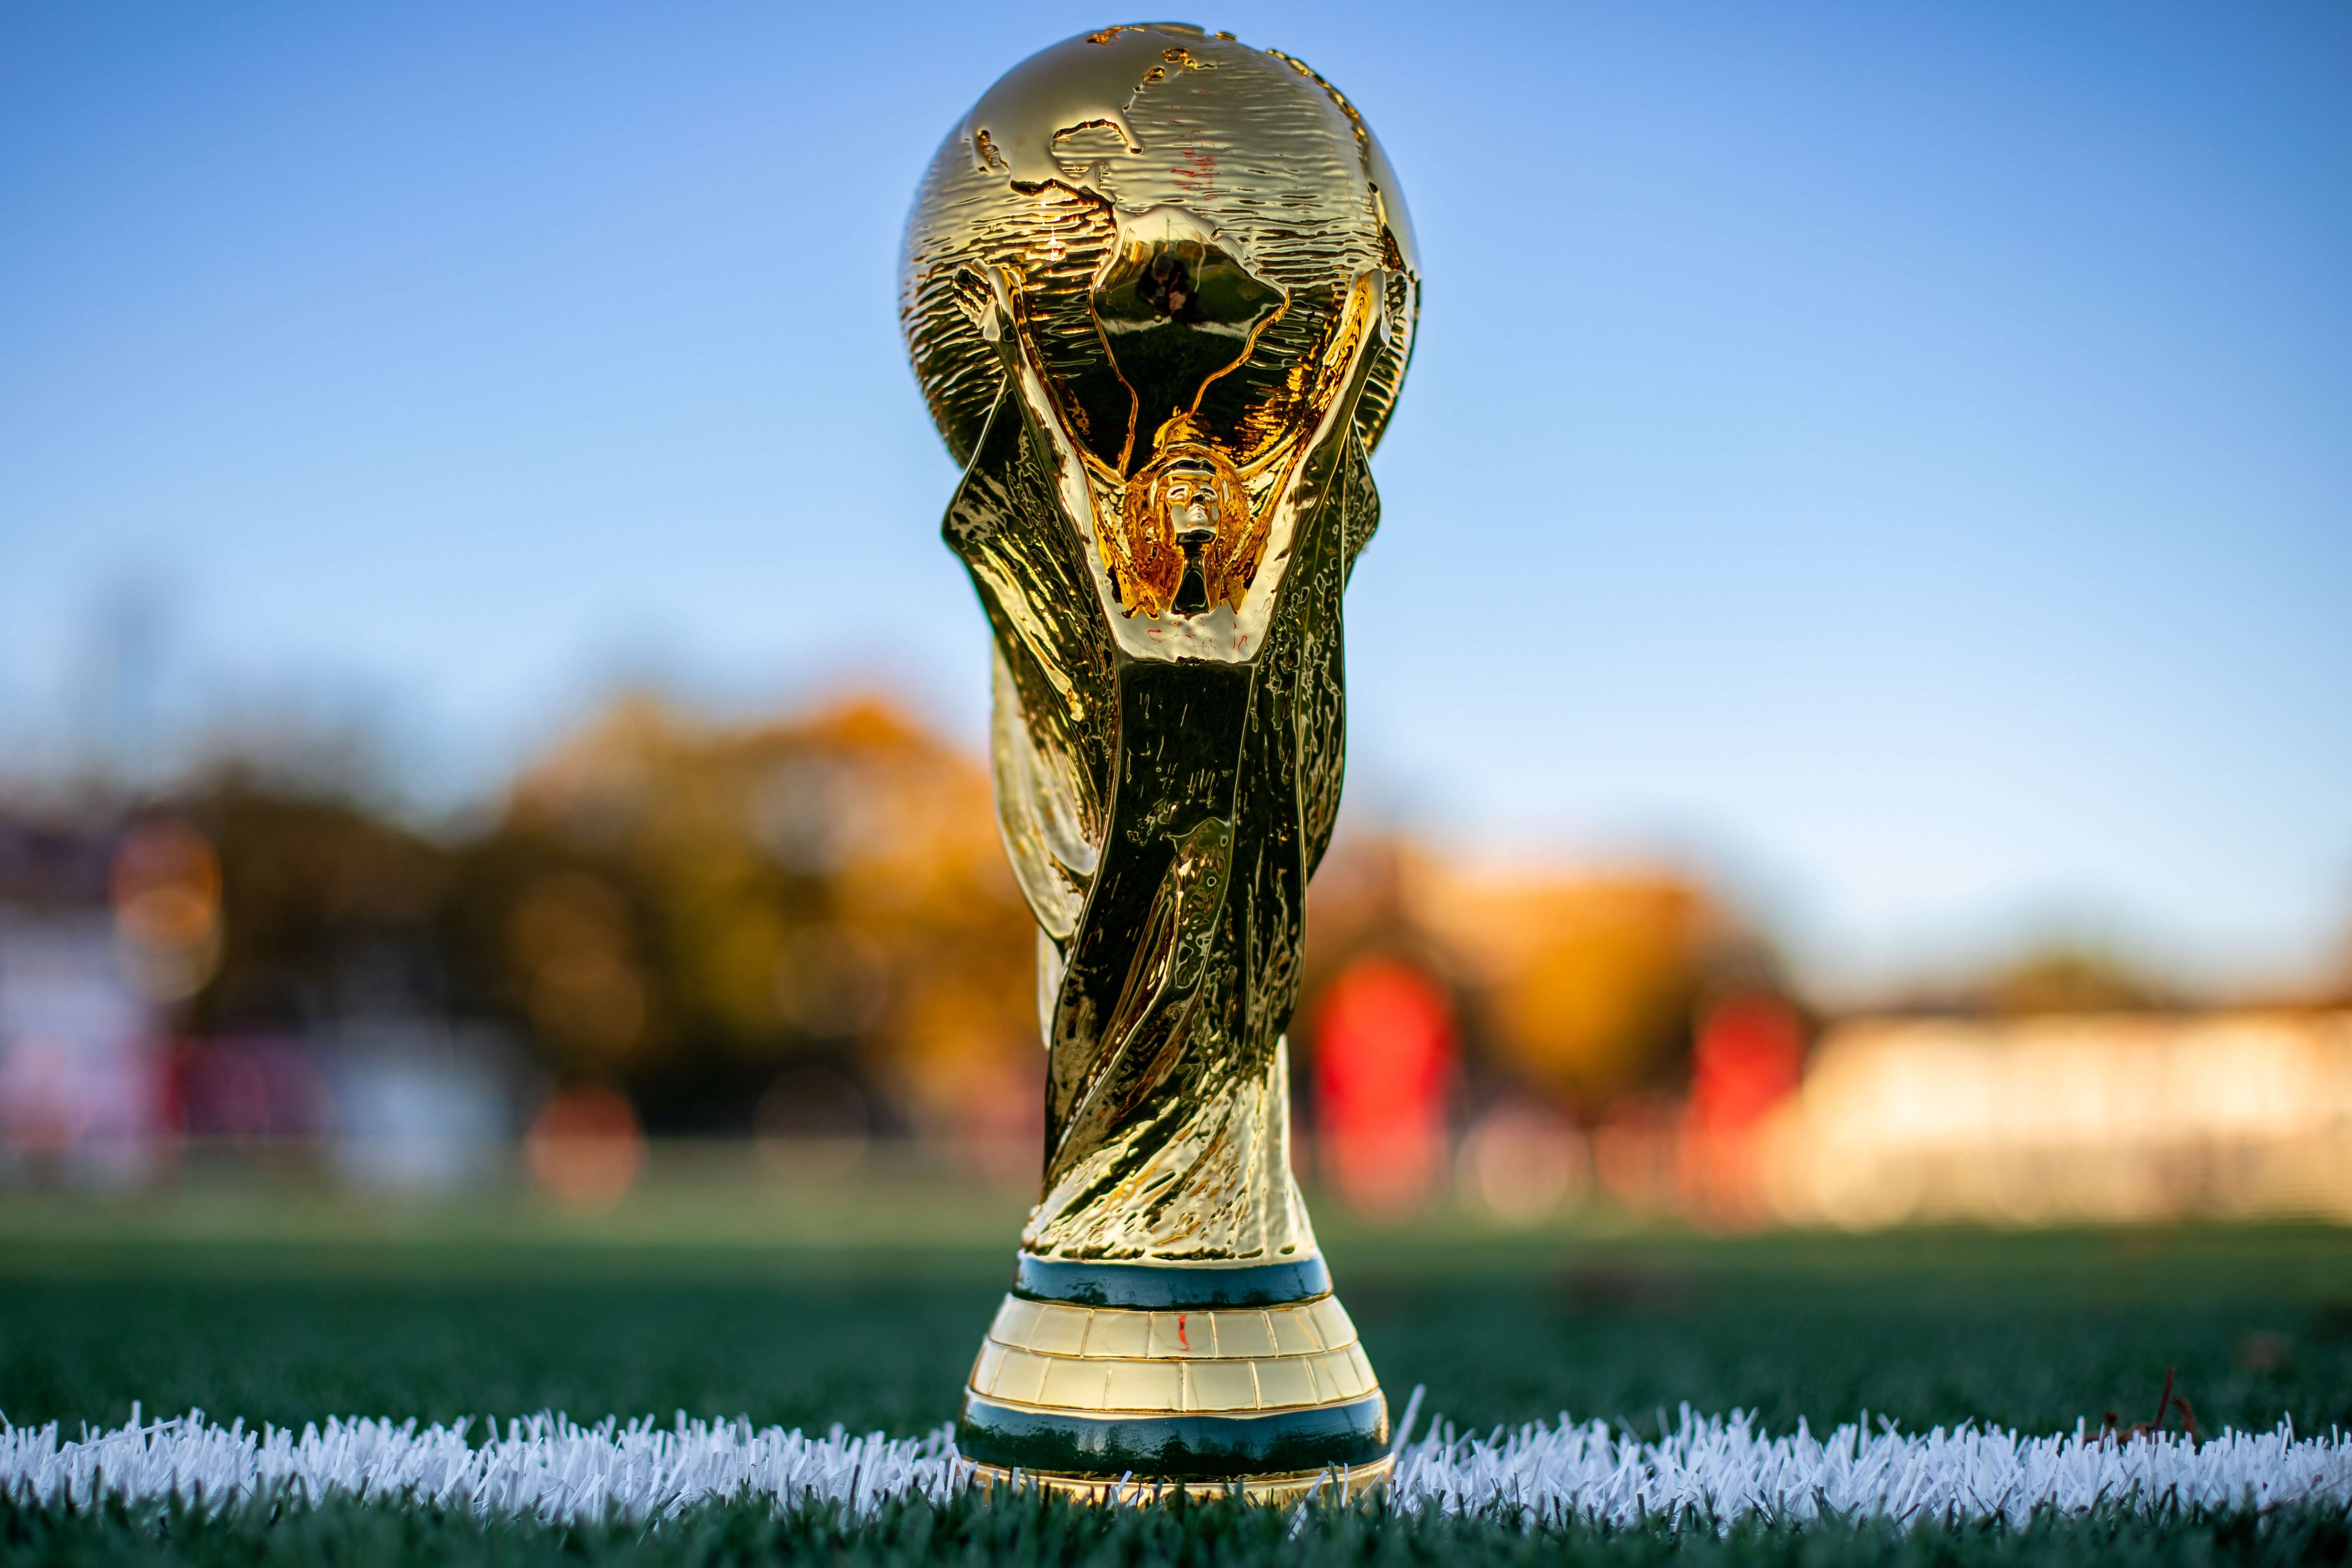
[157, 694, 1038, 1140]
[2, 685, 2346, 1231]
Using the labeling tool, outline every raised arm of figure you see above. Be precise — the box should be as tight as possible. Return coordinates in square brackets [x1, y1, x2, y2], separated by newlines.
[952, 265, 1133, 618]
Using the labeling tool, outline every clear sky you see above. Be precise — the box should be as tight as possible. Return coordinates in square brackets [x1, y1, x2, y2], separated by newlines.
[3, 2, 2347, 994]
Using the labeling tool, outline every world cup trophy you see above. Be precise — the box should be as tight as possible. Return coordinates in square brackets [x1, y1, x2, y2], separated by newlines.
[899, 22, 1419, 1500]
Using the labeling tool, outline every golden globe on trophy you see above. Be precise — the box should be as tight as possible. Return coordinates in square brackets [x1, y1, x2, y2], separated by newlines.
[899, 22, 1419, 1500]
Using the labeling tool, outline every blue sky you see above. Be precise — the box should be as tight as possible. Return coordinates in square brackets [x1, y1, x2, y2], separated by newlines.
[3, 2, 2347, 994]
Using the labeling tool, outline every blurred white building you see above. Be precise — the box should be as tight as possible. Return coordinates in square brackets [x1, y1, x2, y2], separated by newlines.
[322, 1016, 517, 1191]
[1762, 1012, 2352, 1227]
[0, 908, 166, 1184]
[0, 813, 518, 1191]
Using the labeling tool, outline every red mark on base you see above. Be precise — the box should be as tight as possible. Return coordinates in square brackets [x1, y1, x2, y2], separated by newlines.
[1176, 1313, 1189, 1349]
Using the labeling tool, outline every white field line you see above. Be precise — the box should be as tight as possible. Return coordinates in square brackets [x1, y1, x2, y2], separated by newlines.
[1, 1403, 2346, 1526]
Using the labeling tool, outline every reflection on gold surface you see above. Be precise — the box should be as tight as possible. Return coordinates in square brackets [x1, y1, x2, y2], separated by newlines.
[904, 23, 1418, 1263]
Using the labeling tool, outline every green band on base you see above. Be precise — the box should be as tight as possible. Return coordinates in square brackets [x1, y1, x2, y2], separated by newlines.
[1011, 1254, 1332, 1309]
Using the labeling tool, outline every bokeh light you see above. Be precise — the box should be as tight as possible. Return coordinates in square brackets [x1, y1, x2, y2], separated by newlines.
[524, 1087, 644, 1211]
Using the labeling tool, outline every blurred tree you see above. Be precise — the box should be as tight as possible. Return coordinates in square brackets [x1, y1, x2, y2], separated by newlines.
[180, 769, 454, 1030]
[447, 693, 1039, 1136]
[1414, 867, 1748, 1111]
[135, 694, 1804, 1151]
[1984, 944, 2172, 1015]
[1297, 835, 1790, 1123]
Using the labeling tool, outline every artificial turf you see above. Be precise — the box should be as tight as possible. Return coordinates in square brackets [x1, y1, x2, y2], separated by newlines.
[2, 1212, 2348, 1563]
[4, 1223, 2347, 1439]
[6, 1490, 2350, 1568]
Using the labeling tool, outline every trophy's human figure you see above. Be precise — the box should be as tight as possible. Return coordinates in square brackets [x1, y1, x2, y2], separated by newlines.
[1153, 454, 1229, 615]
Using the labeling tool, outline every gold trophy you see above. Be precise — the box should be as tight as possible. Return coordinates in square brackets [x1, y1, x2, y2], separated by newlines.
[900, 22, 1419, 1500]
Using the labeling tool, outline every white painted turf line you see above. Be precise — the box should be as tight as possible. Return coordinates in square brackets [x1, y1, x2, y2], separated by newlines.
[3, 1399, 2346, 1526]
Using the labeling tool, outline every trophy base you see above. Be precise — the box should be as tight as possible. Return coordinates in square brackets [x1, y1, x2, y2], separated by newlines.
[955, 1253, 1390, 1501]
[966, 1453, 1392, 1505]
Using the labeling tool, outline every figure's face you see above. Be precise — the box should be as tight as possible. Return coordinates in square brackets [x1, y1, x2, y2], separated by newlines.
[1164, 469, 1221, 544]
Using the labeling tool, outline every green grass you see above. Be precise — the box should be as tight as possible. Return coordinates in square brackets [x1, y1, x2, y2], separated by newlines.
[4, 1219, 2348, 1440]
[2, 1191, 2348, 1563]
[6, 1490, 2350, 1568]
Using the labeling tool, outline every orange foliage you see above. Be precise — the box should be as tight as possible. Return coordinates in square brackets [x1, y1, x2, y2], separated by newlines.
[482, 692, 1038, 1140]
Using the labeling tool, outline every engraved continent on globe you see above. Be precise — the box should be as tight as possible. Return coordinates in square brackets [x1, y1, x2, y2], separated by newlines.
[902, 21, 1419, 536]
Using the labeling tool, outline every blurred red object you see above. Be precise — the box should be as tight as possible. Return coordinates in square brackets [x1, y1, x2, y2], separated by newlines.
[1679, 990, 1805, 1226]
[1686, 991, 1805, 1136]
[1312, 956, 1455, 1216]
[524, 1086, 643, 1209]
